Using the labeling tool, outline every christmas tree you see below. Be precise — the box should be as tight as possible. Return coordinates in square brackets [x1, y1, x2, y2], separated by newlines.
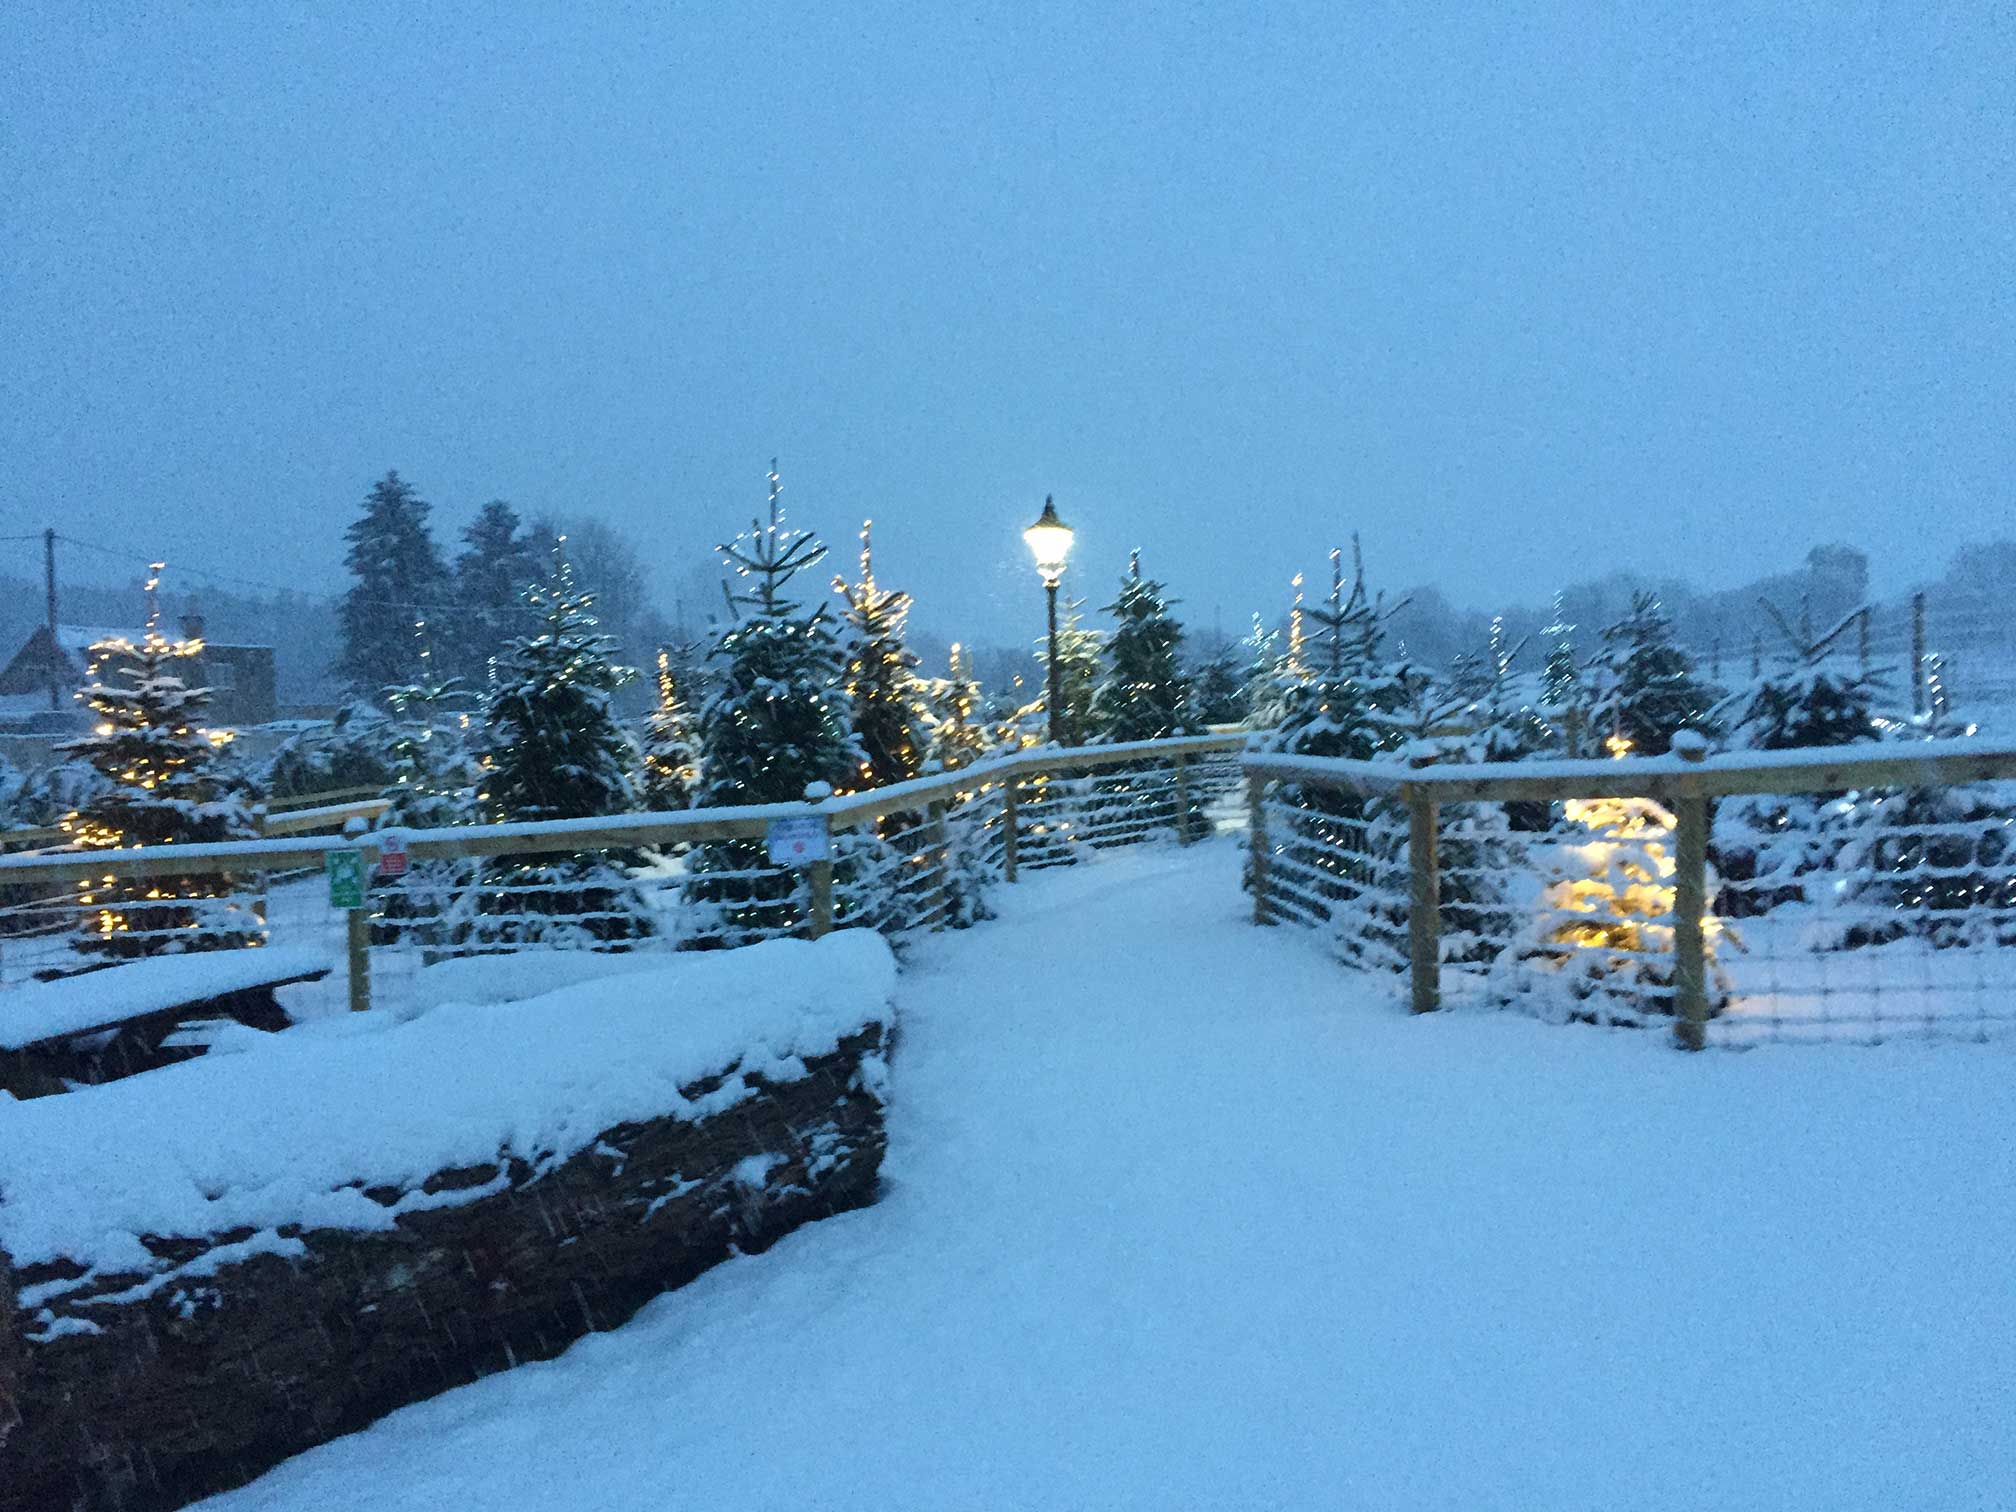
[1712, 601, 1882, 917]
[833, 520, 929, 789]
[925, 643, 990, 772]
[474, 547, 653, 947]
[1189, 642, 1248, 726]
[683, 464, 866, 945]
[374, 625, 484, 952]
[1252, 544, 1411, 968]
[1239, 613, 1288, 729]
[1089, 551, 1198, 742]
[1033, 598, 1102, 747]
[60, 581, 262, 958]
[339, 471, 451, 693]
[1538, 592, 1586, 753]
[263, 700, 395, 799]
[1489, 792, 1730, 1025]
[1588, 592, 1720, 757]
[640, 648, 700, 811]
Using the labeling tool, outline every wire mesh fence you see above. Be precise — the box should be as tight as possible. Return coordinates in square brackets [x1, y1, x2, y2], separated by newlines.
[0, 740, 1244, 1019]
[1248, 743, 2016, 1049]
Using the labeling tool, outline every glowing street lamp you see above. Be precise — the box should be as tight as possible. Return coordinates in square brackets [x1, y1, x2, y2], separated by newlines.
[1023, 496, 1075, 744]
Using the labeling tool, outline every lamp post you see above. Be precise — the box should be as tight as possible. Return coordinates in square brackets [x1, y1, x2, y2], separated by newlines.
[1022, 496, 1075, 745]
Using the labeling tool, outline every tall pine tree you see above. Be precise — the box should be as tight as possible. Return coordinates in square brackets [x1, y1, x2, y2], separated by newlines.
[451, 499, 540, 688]
[340, 471, 450, 693]
[1190, 643, 1248, 726]
[1034, 598, 1102, 747]
[474, 548, 653, 947]
[61, 586, 261, 958]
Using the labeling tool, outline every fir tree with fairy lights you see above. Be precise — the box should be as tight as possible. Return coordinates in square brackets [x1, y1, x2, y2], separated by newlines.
[833, 519, 929, 789]
[926, 643, 990, 772]
[1489, 790, 1731, 1025]
[1032, 597, 1103, 748]
[640, 648, 700, 811]
[60, 571, 261, 958]
[1538, 591, 1587, 754]
[1240, 613, 1287, 729]
[683, 463, 865, 945]
[473, 545, 654, 947]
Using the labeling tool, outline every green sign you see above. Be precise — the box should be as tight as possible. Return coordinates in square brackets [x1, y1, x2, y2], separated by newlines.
[326, 848, 366, 910]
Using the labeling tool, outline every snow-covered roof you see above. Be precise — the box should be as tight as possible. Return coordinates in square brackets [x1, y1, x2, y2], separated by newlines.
[55, 624, 137, 654]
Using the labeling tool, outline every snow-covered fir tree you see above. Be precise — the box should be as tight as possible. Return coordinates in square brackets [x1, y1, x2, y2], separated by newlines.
[450, 498, 540, 687]
[1089, 552, 1198, 742]
[1711, 601, 1883, 917]
[60, 592, 261, 958]
[640, 648, 700, 811]
[1033, 598, 1102, 747]
[1239, 614, 1287, 729]
[1189, 642, 1248, 726]
[374, 626, 484, 951]
[1831, 704, 2015, 949]
[833, 520, 929, 789]
[1538, 592, 1587, 753]
[475, 548, 653, 946]
[1587, 592, 1720, 757]
[1252, 544, 1413, 970]
[1489, 792, 1731, 1026]
[339, 471, 450, 693]
[262, 699, 394, 799]
[925, 643, 990, 772]
[683, 464, 866, 945]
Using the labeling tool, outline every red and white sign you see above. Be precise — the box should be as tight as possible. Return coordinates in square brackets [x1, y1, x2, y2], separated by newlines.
[375, 830, 409, 879]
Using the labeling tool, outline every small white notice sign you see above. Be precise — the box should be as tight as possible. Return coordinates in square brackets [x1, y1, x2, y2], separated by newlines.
[766, 815, 830, 867]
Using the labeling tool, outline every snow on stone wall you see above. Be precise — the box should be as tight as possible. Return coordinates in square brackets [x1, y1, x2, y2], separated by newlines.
[0, 930, 896, 1512]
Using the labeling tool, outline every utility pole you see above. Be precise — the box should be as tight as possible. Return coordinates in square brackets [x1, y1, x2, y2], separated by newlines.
[43, 528, 59, 712]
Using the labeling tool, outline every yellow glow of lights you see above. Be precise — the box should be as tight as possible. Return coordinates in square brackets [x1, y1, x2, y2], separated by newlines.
[1604, 733, 1633, 759]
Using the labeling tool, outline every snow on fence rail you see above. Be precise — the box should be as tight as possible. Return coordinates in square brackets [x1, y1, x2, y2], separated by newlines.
[0, 736, 1244, 1000]
[1245, 739, 2016, 1048]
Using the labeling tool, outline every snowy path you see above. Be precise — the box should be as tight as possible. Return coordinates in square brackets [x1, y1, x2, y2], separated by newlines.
[206, 840, 2015, 1511]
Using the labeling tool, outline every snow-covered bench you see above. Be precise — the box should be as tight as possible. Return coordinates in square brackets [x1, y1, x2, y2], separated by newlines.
[0, 947, 332, 1097]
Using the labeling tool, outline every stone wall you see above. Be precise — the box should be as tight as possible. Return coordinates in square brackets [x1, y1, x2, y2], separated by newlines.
[0, 1023, 887, 1512]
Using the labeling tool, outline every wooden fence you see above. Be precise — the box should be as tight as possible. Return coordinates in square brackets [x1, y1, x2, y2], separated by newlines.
[1246, 738, 2016, 1048]
[0, 735, 1245, 1004]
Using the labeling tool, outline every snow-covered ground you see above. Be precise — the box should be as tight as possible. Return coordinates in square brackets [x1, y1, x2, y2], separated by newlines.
[199, 838, 2014, 1511]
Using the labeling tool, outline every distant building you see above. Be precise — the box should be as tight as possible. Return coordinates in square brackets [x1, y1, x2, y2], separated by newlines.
[0, 617, 278, 730]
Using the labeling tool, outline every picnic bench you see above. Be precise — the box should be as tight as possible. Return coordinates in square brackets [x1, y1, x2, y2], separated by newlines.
[0, 948, 332, 1098]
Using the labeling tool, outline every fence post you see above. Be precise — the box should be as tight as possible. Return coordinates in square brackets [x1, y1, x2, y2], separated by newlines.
[342, 818, 374, 1013]
[1173, 754, 1193, 845]
[1406, 790, 1440, 1014]
[928, 797, 950, 926]
[1670, 790, 1710, 1051]
[1001, 778, 1020, 883]
[346, 908, 372, 1014]
[1911, 591, 1927, 717]
[804, 783, 834, 939]
[1247, 773, 1271, 925]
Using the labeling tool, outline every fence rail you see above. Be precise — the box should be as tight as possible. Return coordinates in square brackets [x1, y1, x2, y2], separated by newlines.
[0, 735, 1245, 1000]
[1246, 738, 2016, 1049]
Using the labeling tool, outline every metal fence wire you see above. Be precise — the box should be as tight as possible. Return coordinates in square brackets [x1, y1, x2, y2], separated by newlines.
[0, 740, 1243, 1003]
[1247, 743, 2016, 1048]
